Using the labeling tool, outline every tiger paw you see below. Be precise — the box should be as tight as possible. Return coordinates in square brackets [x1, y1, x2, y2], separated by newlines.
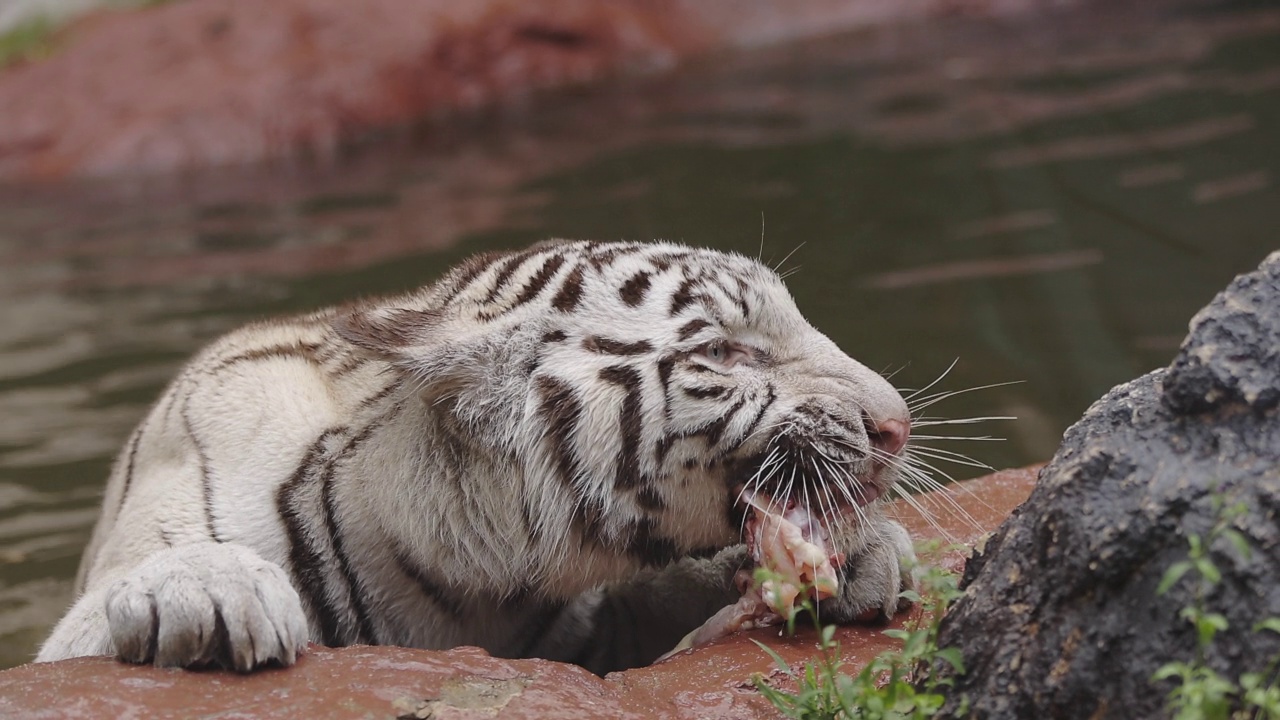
[820, 517, 917, 622]
[104, 543, 309, 671]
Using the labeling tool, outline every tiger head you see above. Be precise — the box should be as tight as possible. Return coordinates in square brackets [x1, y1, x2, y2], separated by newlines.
[337, 240, 910, 586]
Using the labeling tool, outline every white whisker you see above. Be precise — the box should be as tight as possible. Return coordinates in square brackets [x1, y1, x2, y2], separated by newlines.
[771, 242, 806, 274]
[906, 446, 995, 471]
[907, 381, 1024, 413]
[901, 359, 958, 401]
[912, 415, 1016, 427]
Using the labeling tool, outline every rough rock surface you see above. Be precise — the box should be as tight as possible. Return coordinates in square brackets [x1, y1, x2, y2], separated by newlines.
[935, 251, 1280, 719]
[0, 0, 1069, 181]
[0, 467, 1038, 719]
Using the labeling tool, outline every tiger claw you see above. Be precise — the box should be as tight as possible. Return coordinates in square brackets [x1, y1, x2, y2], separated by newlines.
[104, 543, 308, 671]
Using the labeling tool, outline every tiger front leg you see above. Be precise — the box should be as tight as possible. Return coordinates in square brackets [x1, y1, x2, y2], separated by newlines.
[552, 546, 747, 674]
[41, 543, 310, 671]
[819, 513, 917, 623]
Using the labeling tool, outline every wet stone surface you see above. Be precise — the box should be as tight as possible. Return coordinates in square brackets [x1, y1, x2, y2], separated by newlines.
[936, 252, 1280, 719]
[0, 467, 1038, 719]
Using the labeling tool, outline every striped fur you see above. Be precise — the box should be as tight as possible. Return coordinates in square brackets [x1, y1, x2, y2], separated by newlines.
[38, 240, 915, 674]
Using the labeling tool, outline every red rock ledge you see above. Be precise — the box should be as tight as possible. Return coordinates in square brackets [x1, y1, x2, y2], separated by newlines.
[0, 0, 1062, 181]
[0, 466, 1038, 719]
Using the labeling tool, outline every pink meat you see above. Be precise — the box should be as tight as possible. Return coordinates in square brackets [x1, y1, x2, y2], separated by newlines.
[661, 491, 843, 658]
[743, 491, 841, 614]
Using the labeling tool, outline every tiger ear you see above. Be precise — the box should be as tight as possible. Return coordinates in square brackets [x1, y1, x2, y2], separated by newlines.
[333, 304, 496, 399]
[333, 305, 445, 359]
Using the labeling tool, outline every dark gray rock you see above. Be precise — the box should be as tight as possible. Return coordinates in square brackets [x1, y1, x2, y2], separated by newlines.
[1164, 252, 1280, 415]
[933, 251, 1280, 719]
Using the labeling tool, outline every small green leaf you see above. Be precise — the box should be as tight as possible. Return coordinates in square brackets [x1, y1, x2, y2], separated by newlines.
[751, 639, 793, 676]
[1188, 534, 1203, 556]
[821, 624, 836, 648]
[1221, 528, 1252, 561]
[1194, 557, 1222, 585]
[1253, 618, 1280, 635]
[935, 647, 966, 674]
[1158, 561, 1193, 595]
[1153, 662, 1190, 681]
[1202, 613, 1229, 632]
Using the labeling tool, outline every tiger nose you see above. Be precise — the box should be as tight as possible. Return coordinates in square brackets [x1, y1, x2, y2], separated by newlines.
[867, 417, 911, 457]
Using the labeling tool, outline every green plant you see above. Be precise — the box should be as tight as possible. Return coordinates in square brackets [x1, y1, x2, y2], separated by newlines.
[0, 1, 184, 70]
[1153, 494, 1280, 720]
[750, 558, 965, 720]
[0, 16, 57, 69]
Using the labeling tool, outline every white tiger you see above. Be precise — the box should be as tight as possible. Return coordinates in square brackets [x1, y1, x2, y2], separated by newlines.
[38, 240, 916, 674]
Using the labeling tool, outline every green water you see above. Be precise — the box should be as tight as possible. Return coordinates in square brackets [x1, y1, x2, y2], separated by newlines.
[0, 1, 1276, 668]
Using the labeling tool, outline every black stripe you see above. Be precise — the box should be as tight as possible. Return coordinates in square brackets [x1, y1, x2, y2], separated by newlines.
[160, 367, 199, 428]
[330, 354, 371, 378]
[655, 434, 675, 468]
[575, 499, 611, 550]
[676, 319, 710, 341]
[587, 244, 645, 270]
[506, 253, 568, 312]
[658, 396, 748, 464]
[482, 250, 536, 303]
[394, 548, 467, 619]
[635, 486, 665, 512]
[700, 396, 746, 446]
[277, 414, 397, 648]
[313, 341, 341, 365]
[337, 308, 437, 350]
[619, 271, 651, 306]
[542, 329, 568, 343]
[320, 424, 382, 645]
[656, 357, 674, 397]
[181, 403, 223, 543]
[625, 518, 680, 566]
[733, 383, 777, 451]
[599, 365, 644, 491]
[441, 251, 505, 305]
[359, 381, 401, 409]
[583, 337, 652, 356]
[683, 384, 730, 399]
[710, 276, 751, 320]
[669, 277, 699, 316]
[537, 375, 583, 487]
[116, 426, 144, 519]
[656, 357, 675, 432]
[688, 363, 729, 376]
[551, 264, 585, 312]
[735, 276, 752, 322]
[277, 429, 347, 646]
[536, 375, 608, 547]
[645, 251, 691, 272]
[212, 341, 324, 372]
